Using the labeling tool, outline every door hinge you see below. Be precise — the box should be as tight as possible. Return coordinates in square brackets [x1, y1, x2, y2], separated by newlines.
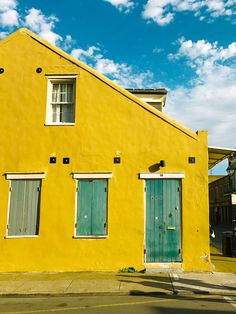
[9, 187, 12, 192]
[75, 223, 77, 228]
[144, 187, 146, 192]
[178, 248, 181, 254]
[104, 223, 107, 229]
[144, 248, 146, 255]
[105, 187, 107, 192]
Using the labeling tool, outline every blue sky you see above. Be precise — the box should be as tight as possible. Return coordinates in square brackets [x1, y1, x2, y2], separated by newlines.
[0, 0, 236, 174]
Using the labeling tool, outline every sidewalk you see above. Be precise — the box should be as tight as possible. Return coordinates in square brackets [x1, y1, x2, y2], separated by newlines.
[0, 242, 234, 297]
[0, 267, 234, 297]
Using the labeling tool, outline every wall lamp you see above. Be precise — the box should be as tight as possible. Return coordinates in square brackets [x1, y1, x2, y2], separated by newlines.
[159, 160, 166, 168]
[149, 160, 166, 172]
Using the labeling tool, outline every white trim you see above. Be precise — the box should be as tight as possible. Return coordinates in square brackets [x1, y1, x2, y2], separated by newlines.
[6, 180, 12, 238]
[72, 172, 113, 179]
[144, 262, 182, 268]
[143, 180, 147, 263]
[140, 173, 184, 179]
[45, 75, 78, 79]
[45, 77, 76, 125]
[208, 145, 236, 152]
[74, 179, 79, 238]
[5, 173, 46, 180]
[44, 123, 75, 126]
[73, 236, 108, 239]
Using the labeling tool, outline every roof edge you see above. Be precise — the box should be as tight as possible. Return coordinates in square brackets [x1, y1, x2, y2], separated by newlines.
[1, 28, 198, 140]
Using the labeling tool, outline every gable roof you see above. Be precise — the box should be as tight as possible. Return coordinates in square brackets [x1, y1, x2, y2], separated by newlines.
[0, 28, 198, 140]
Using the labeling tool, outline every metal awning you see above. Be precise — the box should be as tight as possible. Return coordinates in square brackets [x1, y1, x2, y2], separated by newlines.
[208, 146, 236, 169]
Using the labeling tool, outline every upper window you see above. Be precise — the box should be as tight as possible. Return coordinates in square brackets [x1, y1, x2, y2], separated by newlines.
[46, 77, 76, 125]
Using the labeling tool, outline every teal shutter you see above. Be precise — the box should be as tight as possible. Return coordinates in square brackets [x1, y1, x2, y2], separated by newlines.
[92, 180, 107, 235]
[163, 180, 181, 262]
[146, 179, 164, 262]
[76, 180, 92, 236]
[146, 179, 181, 262]
[76, 179, 107, 236]
[8, 180, 41, 236]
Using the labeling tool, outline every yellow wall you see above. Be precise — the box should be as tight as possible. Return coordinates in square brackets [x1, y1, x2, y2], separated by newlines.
[0, 29, 210, 272]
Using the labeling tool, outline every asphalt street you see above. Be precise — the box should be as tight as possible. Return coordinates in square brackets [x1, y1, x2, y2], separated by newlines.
[0, 295, 235, 314]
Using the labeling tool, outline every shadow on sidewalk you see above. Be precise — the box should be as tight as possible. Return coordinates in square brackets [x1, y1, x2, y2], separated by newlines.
[117, 274, 236, 294]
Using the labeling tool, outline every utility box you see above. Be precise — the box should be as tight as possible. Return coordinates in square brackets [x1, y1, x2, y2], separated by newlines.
[222, 231, 232, 257]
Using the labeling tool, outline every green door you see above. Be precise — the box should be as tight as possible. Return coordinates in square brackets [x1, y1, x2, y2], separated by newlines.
[76, 179, 107, 236]
[145, 179, 181, 262]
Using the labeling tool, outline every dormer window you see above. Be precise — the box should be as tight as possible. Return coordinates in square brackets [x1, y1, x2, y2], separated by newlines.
[46, 76, 76, 125]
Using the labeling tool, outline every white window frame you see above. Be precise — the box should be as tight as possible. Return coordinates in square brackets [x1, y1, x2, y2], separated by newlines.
[5, 173, 46, 180]
[139, 172, 185, 179]
[45, 75, 77, 126]
[5, 172, 46, 238]
[72, 172, 113, 179]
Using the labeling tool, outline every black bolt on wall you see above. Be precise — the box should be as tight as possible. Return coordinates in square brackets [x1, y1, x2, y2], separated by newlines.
[188, 157, 196, 164]
[36, 67, 42, 73]
[49, 157, 57, 164]
[114, 157, 121, 164]
[63, 157, 70, 164]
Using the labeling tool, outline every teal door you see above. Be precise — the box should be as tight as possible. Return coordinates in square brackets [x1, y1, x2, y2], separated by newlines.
[145, 179, 181, 262]
[76, 179, 107, 236]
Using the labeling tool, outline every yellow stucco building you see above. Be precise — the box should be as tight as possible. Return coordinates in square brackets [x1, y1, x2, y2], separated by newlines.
[0, 28, 210, 272]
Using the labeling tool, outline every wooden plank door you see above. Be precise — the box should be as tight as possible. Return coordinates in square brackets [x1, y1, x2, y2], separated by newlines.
[145, 179, 181, 262]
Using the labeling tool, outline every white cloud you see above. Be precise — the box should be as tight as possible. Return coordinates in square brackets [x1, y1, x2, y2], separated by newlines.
[104, 0, 135, 13]
[71, 44, 162, 88]
[0, 0, 19, 28]
[165, 38, 236, 147]
[0, 31, 8, 39]
[23, 8, 62, 45]
[0, 3, 64, 46]
[1, 9, 19, 27]
[71, 46, 102, 62]
[142, 0, 236, 26]
[0, 0, 17, 12]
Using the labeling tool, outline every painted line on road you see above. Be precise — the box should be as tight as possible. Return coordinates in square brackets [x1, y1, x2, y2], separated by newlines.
[0, 298, 176, 313]
[224, 296, 236, 309]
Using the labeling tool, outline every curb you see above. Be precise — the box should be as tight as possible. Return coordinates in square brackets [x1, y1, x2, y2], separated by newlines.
[0, 291, 173, 298]
[0, 289, 235, 298]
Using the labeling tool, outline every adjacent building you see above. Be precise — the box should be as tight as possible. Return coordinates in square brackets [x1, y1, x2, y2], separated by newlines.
[209, 153, 236, 227]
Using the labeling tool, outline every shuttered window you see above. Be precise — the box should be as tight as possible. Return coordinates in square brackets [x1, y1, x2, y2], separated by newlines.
[7, 180, 41, 236]
[76, 179, 107, 236]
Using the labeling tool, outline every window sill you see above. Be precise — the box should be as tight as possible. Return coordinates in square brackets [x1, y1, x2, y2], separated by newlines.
[5, 235, 39, 239]
[73, 235, 108, 239]
[44, 123, 75, 126]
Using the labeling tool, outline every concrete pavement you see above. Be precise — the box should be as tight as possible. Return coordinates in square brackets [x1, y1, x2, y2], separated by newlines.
[0, 242, 234, 297]
[0, 268, 234, 297]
